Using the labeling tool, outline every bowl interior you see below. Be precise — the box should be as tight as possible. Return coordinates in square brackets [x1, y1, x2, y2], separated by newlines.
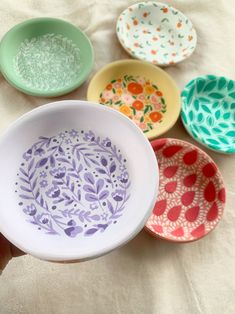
[145, 138, 225, 242]
[0, 101, 158, 261]
[116, 1, 197, 65]
[87, 60, 180, 140]
[182, 75, 235, 154]
[0, 18, 94, 96]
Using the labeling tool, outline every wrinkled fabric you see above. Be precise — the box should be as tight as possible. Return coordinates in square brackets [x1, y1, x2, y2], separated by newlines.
[0, 0, 235, 313]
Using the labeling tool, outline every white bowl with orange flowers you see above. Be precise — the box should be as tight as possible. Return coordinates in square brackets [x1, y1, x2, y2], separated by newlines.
[87, 59, 180, 140]
[116, 1, 197, 66]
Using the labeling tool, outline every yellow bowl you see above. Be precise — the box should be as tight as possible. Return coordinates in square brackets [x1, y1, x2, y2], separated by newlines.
[87, 60, 180, 140]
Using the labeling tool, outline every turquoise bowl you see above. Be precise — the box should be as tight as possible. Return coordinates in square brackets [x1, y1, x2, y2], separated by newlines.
[0, 18, 94, 97]
[181, 75, 235, 154]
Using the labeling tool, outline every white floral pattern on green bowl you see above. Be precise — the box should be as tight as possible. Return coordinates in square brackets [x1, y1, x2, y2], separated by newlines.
[116, 1, 197, 66]
[0, 18, 94, 97]
[181, 75, 235, 154]
[14, 33, 81, 92]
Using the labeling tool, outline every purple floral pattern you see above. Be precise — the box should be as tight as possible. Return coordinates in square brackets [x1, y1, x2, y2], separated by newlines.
[16, 130, 131, 237]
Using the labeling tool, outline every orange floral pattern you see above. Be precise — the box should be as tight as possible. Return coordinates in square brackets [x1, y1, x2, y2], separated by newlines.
[99, 75, 167, 133]
[116, 2, 197, 66]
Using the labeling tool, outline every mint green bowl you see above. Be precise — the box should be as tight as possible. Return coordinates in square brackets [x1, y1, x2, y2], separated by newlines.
[181, 75, 235, 154]
[0, 18, 94, 97]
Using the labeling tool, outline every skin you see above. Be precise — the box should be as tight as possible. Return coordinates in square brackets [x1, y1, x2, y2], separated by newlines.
[0, 236, 80, 268]
[0, 234, 24, 271]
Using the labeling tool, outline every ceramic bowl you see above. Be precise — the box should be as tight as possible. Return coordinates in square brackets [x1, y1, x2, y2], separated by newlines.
[0, 100, 159, 261]
[145, 138, 225, 242]
[181, 75, 235, 154]
[87, 59, 180, 140]
[116, 1, 197, 66]
[0, 18, 94, 97]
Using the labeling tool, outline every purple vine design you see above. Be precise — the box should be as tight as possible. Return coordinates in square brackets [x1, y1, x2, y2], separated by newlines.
[16, 130, 131, 238]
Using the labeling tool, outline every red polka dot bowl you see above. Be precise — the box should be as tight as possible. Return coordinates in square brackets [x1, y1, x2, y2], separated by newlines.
[145, 138, 226, 242]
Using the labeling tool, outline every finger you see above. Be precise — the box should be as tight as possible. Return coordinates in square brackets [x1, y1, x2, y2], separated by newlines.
[0, 234, 12, 271]
[10, 245, 25, 258]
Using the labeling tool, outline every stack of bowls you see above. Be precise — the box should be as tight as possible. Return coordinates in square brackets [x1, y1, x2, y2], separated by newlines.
[0, 1, 229, 261]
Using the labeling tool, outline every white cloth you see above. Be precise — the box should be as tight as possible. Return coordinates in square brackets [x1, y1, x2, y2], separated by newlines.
[0, 0, 235, 313]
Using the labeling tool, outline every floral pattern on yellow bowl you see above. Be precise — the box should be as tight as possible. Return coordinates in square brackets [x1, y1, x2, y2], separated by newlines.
[99, 75, 166, 133]
[87, 60, 181, 140]
[116, 1, 197, 66]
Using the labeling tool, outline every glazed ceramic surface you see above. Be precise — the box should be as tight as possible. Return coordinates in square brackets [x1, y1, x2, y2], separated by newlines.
[145, 138, 225, 242]
[87, 60, 180, 140]
[0, 101, 159, 261]
[116, 1, 197, 66]
[182, 75, 235, 154]
[0, 18, 94, 97]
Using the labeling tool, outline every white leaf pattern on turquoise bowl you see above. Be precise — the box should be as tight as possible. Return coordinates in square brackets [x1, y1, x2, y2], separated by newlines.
[116, 1, 197, 66]
[181, 75, 235, 154]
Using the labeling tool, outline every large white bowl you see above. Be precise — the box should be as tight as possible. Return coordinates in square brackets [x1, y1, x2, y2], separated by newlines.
[0, 100, 159, 262]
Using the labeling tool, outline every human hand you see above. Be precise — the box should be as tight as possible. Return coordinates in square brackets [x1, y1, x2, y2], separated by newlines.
[0, 233, 24, 272]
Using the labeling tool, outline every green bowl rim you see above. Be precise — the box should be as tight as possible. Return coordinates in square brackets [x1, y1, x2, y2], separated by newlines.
[181, 74, 235, 154]
[0, 17, 94, 97]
